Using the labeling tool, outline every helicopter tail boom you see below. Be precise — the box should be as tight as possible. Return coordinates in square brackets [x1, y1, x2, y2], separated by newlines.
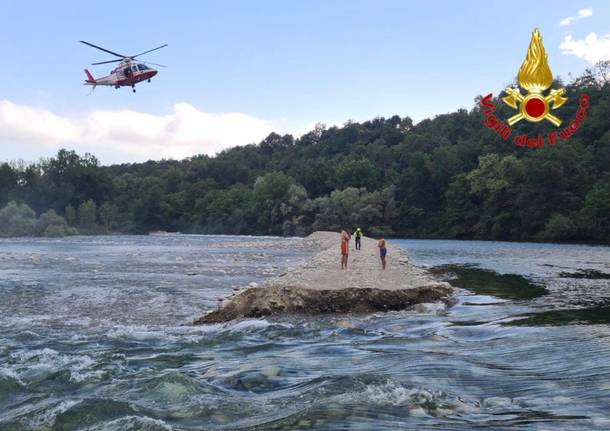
[84, 69, 96, 84]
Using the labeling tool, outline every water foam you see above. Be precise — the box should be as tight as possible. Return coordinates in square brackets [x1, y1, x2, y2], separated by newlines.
[79, 415, 173, 431]
[7, 348, 102, 384]
[22, 399, 79, 430]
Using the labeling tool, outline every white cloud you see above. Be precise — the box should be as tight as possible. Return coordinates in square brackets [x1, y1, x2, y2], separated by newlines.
[560, 8, 593, 26]
[0, 100, 274, 164]
[560, 32, 610, 64]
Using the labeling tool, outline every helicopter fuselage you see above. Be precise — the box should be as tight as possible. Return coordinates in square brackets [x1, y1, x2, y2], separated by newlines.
[80, 40, 166, 92]
[84, 60, 157, 90]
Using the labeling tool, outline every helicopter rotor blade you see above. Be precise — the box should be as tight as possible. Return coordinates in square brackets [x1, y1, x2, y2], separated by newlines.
[80, 41, 127, 58]
[132, 44, 168, 59]
[91, 59, 123, 65]
[138, 60, 168, 68]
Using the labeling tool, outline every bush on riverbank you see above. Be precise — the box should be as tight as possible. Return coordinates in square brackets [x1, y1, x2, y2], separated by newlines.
[0, 202, 77, 238]
[0, 201, 37, 237]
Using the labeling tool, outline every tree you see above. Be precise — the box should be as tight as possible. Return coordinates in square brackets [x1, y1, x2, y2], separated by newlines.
[466, 154, 525, 240]
[253, 172, 297, 234]
[442, 174, 478, 238]
[0, 163, 17, 207]
[40, 149, 109, 213]
[132, 177, 164, 233]
[542, 214, 577, 241]
[99, 202, 118, 233]
[334, 159, 380, 190]
[579, 180, 610, 241]
[312, 187, 392, 234]
[280, 184, 312, 236]
[36, 209, 75, 237]
[78, 200, 98, 232]
[65, 205, 77, 226]
[0, 201, 37, 237]
[196, 186, 255, 234]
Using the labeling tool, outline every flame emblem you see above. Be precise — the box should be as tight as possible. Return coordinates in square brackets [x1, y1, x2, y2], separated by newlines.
[502, 29, 567, 126]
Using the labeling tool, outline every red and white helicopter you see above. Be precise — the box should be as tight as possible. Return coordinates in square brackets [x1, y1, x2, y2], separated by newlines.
[80, 41, 167, 93]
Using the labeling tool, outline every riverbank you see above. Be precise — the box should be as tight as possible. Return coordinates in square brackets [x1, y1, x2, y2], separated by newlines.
[195, 231, 453, 323]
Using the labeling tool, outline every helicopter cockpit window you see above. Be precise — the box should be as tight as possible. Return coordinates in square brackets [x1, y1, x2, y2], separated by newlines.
[138, 64, 148, 71]
[131, 66, 138, 72]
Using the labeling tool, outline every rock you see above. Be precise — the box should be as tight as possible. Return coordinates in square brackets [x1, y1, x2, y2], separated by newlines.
[336, 319, 355, 329]
[261, 366, 281, 378]
[195, 284, 453, 324]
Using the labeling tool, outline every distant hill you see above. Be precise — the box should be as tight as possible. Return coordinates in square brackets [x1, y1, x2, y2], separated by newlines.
[1, 62, 609, 243]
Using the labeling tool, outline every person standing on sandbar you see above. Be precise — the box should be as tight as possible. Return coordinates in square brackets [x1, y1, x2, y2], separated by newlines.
[378, 235, 387, 270]
[340, 229, 350, 269]
[354, 227, 362, 250]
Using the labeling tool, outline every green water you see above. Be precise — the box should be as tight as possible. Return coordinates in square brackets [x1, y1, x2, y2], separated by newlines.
[509, 306, 610, 326]
[431, 264, 548, 300]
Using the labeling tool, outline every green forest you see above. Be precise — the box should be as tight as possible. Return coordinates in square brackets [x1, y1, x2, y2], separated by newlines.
[1, 63, 609, 243]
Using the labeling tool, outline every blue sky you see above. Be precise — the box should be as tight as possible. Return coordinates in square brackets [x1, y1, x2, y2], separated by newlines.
[0, 0, 608, 164]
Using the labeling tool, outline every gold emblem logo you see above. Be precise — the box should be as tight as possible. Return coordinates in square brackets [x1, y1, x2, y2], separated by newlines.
[502, 29, 567, 126]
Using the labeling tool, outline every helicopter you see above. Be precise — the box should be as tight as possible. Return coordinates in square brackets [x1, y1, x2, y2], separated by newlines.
[80, 41, 167, 93]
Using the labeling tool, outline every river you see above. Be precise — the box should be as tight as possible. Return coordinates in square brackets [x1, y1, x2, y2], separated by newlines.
[1, 235, 609, 430]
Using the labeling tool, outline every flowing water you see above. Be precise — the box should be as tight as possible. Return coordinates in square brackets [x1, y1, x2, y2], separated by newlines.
[1, 236, 610, 430]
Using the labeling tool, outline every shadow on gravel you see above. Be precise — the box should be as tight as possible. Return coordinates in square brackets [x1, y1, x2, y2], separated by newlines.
[431, 264, 547, 300]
